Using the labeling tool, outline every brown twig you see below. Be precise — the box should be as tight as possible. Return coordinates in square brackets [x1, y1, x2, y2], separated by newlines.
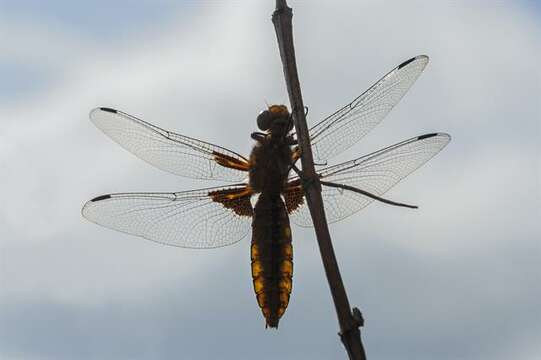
[320, 181, 418, 209]
[272, 1, 367, 359]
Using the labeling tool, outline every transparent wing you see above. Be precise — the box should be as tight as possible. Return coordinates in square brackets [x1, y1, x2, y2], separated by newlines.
[82, 185, 253, 248]
[308, 55, 429, 163]
[289, 133, 450, 227]
[90, 108, 250, 182]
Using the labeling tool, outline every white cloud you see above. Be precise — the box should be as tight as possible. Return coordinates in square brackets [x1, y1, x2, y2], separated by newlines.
[0, 1, 539, 359]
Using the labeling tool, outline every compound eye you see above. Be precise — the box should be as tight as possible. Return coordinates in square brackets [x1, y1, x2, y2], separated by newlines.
[257, 110, 272, 131]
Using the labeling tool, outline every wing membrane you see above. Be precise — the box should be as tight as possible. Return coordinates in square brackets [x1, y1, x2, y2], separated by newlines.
[82, 185, 253, 248]
[90, 108, 250, 182]
[289, 133, 451, 227]
[308, 55, 429, 162]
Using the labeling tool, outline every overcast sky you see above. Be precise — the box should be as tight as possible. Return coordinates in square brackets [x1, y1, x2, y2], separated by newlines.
[1, 1, 540, 359]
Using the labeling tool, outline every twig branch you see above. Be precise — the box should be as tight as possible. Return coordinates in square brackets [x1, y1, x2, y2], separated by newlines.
[320, 181, 418, 209]
[272, 1, 366, 359]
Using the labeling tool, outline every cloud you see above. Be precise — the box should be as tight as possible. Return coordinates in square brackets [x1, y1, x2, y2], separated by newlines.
[0, 1, 539, 359]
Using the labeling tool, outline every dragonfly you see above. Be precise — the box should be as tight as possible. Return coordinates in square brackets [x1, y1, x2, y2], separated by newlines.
[82, 55, 450, 328]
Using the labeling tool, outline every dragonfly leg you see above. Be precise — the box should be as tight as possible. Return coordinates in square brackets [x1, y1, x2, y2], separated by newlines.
[251, 132, 268, 143]
[290, 163, 302, 177]
[287, 135, 298, 146]
[290, 163, 322, 192]
[290, 145, 327, 167]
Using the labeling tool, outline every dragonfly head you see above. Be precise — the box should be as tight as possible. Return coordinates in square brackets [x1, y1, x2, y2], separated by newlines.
[257, 105, 293, 134]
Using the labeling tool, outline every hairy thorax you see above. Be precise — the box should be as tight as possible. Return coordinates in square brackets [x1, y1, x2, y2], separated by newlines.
[249, 135, 292, 196]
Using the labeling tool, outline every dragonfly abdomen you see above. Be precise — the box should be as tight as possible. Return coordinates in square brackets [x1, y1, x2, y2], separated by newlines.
[251, 193, 293, 328]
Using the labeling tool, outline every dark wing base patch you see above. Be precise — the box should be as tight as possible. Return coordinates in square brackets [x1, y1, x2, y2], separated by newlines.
[209, 187, 254, 217]
[213, 151, 251, 172]
[283, 180, 304, 214]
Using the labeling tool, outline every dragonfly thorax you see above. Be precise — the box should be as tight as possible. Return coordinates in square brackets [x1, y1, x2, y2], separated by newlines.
[249, 104, 295, 195]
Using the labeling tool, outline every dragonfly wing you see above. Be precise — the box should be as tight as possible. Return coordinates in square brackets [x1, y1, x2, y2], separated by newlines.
[288, 133, 450, 227]
[307, 55, 429, 163]
[90, 108, 250, 182]
[82, 184, 253, 248]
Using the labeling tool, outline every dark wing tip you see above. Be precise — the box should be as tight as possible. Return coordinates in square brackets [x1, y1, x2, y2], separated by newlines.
[99, 107, 117, 113]
[417, 133, 439, 140]
[397, 55, 429, 70]
[89, 107, 119, 121]
[90, 194, 112, 202]
[417, 132, 452, 141]
[398, 57, 416, 69]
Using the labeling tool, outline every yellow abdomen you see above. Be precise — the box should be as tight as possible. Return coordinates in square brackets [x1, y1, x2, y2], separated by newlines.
[251, 194, 293, 328]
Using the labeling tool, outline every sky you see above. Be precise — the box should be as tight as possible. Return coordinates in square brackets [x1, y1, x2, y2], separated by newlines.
[0, 1, 540, 359]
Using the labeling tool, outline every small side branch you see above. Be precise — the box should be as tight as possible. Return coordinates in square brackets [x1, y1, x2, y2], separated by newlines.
[321, 181, 418, 209]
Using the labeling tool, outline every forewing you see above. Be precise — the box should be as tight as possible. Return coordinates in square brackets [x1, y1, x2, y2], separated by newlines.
[90, 108, 250, 182]
[289, 133, 450, 227]
[82, 185, 253, 248]
[308, 55, 429, 163]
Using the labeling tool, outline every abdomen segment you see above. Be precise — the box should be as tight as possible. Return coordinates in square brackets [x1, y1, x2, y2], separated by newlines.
[251, 193, 293, 328]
